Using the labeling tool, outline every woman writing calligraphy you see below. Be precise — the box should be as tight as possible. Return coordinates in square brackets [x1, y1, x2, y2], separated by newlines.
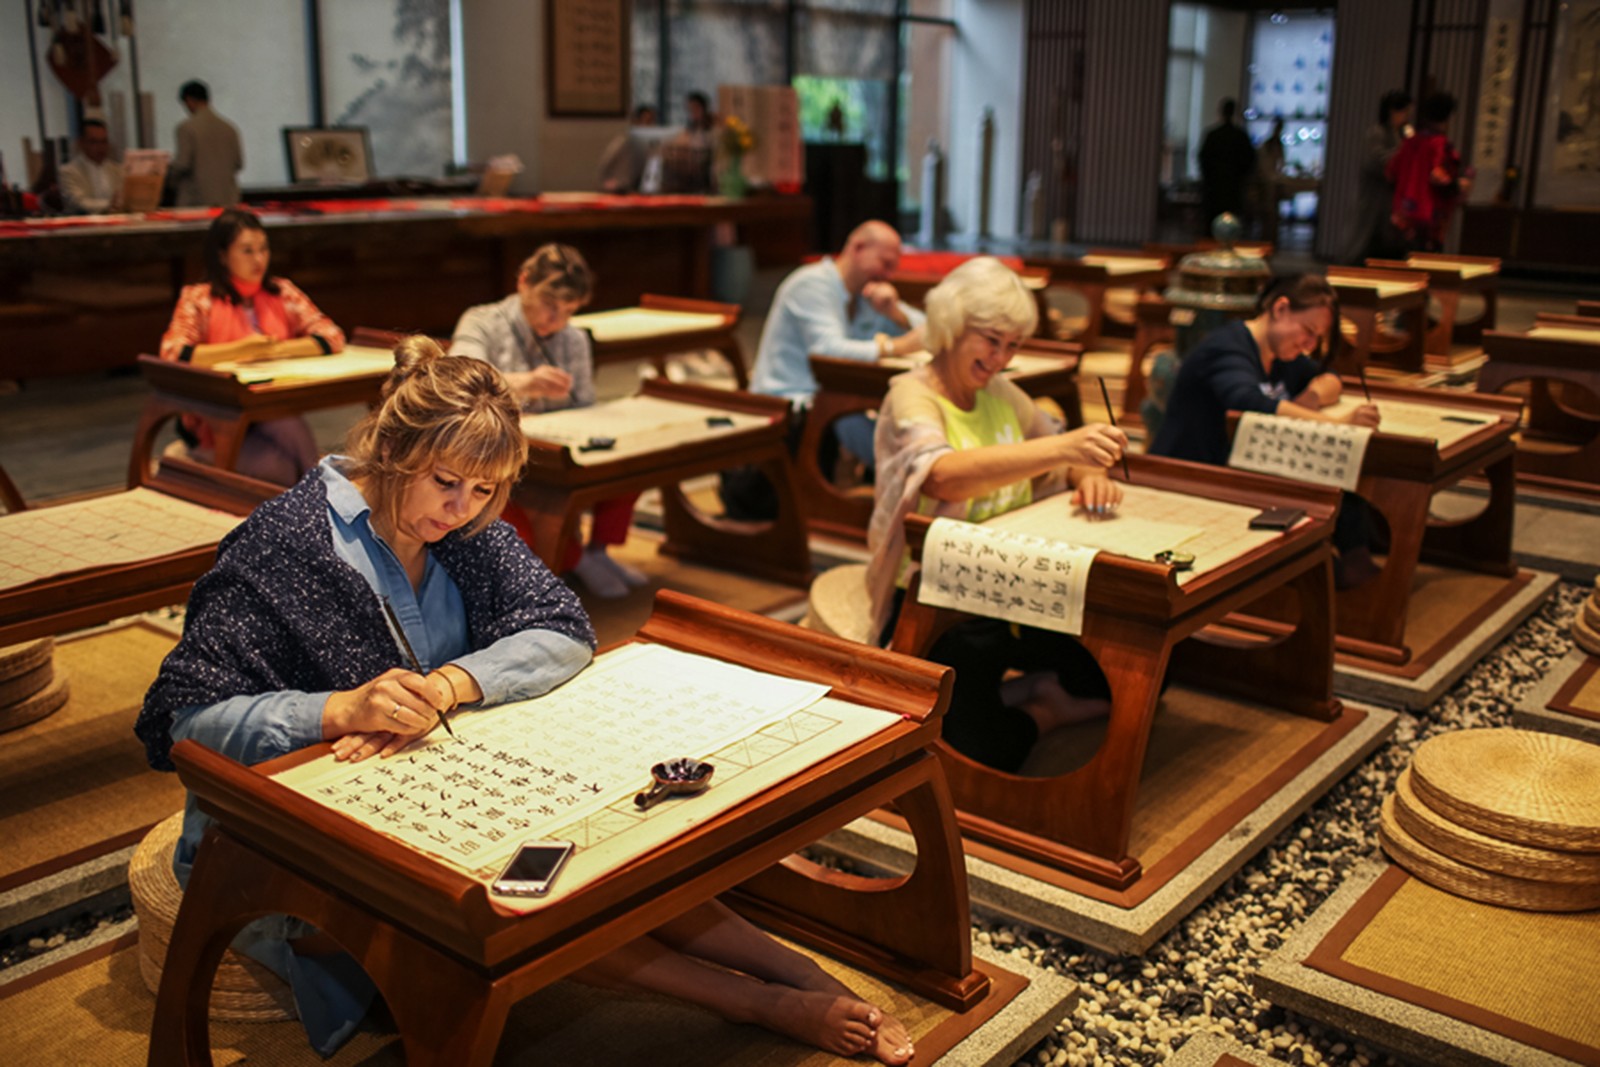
[138, 337, 912, 1062]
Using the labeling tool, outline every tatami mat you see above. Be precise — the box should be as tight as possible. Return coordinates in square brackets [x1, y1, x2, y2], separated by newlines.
[0, 928, 1060, 1067]
[825, 688, 1395, 954]
[0, 620, 184, 895]
[1515, 648, 1600, 744]
[1259, 858, 1600, 1067]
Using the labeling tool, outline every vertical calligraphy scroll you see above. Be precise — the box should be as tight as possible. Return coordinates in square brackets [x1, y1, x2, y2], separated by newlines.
[1229, 411, 1371, 492]
[547, 0, 630, 117]
[917, 517, 1098, 635]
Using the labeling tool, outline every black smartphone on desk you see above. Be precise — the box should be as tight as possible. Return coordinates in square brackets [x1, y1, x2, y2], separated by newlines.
[491, 839, 575, 897]
[1248, 506, 1306, 531]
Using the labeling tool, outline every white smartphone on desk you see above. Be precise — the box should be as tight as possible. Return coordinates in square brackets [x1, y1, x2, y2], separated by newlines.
[491, 839, 575, 897]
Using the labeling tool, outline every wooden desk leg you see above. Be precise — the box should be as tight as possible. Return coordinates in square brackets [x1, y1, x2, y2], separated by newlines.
[511, 485, 582, 573]
[208, 419, 250, 474]
[1333, 481, 1426, 662]
[128, 398, 182, 488]
[733, 756, 989, 1011]
[1177, 556, 1342, 719]
[1427, 290, 1459, 357]
[1457, 288, 1496, 346]
[659, 449, 812, 587]
[1400, 303, 1427, 372]
[1334, 308, 1375, 377]
[797, 393, 876, 540]
[1077, 284, 1108, 350]
[715, 338, 750, 389]
[151, 828, 513, 1067]
[928, 615, 1174, 887]
[1420, 449, 1518, 577]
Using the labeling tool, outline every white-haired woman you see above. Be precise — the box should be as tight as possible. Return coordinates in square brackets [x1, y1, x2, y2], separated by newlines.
[866, 256, 1128, 772]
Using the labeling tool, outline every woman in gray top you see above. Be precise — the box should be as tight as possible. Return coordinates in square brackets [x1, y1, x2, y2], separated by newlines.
[1341, 89, 1412, 264]
[450, 245, 642, 598]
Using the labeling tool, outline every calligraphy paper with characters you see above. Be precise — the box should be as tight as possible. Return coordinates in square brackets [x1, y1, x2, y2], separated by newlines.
[917, 517, 1098, 634]
[1228, 411, 1371, 491]
[273, 644, 898, 912]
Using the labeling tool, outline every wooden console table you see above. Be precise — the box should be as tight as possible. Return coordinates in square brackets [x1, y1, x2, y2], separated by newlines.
[889, 456, 1343, 887]
[514, 380, 812, 586]
[148, 592, 988, 1067]
[0, 457, 275, 647]
[574, 294, 748, 388]
[127, 340, 396, 488]
[1480, 316, 1600, 497]
[1364, 253, 1500, 355]
[1228, 382, 1523, 668]
[1326, 267, 1428, 376]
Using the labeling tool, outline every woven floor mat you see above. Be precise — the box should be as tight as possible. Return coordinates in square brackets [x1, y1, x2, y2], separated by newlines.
[1304, 865, 1600, 1065]
[0, 620, 185, 893]
[0, 929, 1027, 1067]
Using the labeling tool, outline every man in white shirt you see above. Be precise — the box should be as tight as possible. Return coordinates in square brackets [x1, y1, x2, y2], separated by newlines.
[59, 118, 124, 214]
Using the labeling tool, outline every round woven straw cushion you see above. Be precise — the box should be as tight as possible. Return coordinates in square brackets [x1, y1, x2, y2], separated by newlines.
[129, 813, 297, 1022]
[0, 637, 53, 678]
[0, 673, 69, 734]
[801, 564, 875, 646]
[0, 658, 52, 707]
[1575, 613, 1600, 658]
[1393, 768, 1600, 885]
[1583, 594, 1600, 630]
[1380, 796, 1600, 912]
[1409, 728, 1600, 852]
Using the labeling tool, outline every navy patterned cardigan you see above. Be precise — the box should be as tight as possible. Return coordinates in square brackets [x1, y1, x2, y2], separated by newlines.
[136, 470, 595, 772]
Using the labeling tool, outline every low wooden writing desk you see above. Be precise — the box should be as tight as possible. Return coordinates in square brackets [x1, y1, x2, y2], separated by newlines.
[149, 592, 987, 1067]
[890, 456, 1343, 888]
[1480, 316, 1600, 497]
[1227, 382, 1523, 666]
[127, 343, 396, 488]
[1022, 252, 1171, 350]
[1326, 267, 1429, 376]
[1364, 253, 1500, 354]
[573, 294, 748, 388]
[797, 341, 1086, 542]
[0, 457, 274, 647]
[514, 380, 811, 586]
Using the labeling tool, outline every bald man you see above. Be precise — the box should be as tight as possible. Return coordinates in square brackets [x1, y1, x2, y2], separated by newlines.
[748, 221, 924, 466]
[751, 221, 924, 404]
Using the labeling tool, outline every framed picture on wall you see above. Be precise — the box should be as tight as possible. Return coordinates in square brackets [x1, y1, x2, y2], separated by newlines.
[547, 0, 630, 117]
[282, 127, 374, 184]
[1532, 0, 1600, 208]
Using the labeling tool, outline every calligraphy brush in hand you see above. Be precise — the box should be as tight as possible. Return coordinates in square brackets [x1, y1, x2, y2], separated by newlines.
[1097, 377, 1133, 486]
[379, 597, 456, 738]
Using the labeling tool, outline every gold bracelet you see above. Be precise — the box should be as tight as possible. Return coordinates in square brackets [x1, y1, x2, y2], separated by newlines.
[437, 669, 460, 713]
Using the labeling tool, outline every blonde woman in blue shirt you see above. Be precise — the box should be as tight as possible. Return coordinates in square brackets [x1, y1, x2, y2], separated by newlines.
[868, 256, 1128, 772]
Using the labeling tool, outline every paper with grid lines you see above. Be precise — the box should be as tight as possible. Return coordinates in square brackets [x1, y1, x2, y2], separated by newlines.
[0, 488, 242, 592]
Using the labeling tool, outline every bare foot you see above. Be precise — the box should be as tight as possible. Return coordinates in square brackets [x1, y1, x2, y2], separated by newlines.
[870, 1009, 915, 1064]
[756, 988, 884, 1058]
[1020, 674, 1110, 735]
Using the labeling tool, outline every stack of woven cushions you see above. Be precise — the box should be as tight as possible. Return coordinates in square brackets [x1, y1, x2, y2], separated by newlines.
[1574, 575, 1600, 657]
[0, 637, 69, 732]
[1380, 728, 1600, 911]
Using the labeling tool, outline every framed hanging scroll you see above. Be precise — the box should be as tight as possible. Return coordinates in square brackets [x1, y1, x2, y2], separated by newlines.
[547, 0, 630, 117]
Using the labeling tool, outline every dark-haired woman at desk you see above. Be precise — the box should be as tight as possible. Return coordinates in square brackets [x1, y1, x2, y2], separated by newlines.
[159, 207, 345, 485]
[138, 339, 912, 1063]
[1149, 273, 1382, 586]
[868, 256, 1128, 773]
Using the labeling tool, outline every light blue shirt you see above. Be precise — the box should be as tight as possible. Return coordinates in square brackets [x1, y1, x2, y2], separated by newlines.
[170, 458, 592, 869]
[749, 257, 924, 405]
